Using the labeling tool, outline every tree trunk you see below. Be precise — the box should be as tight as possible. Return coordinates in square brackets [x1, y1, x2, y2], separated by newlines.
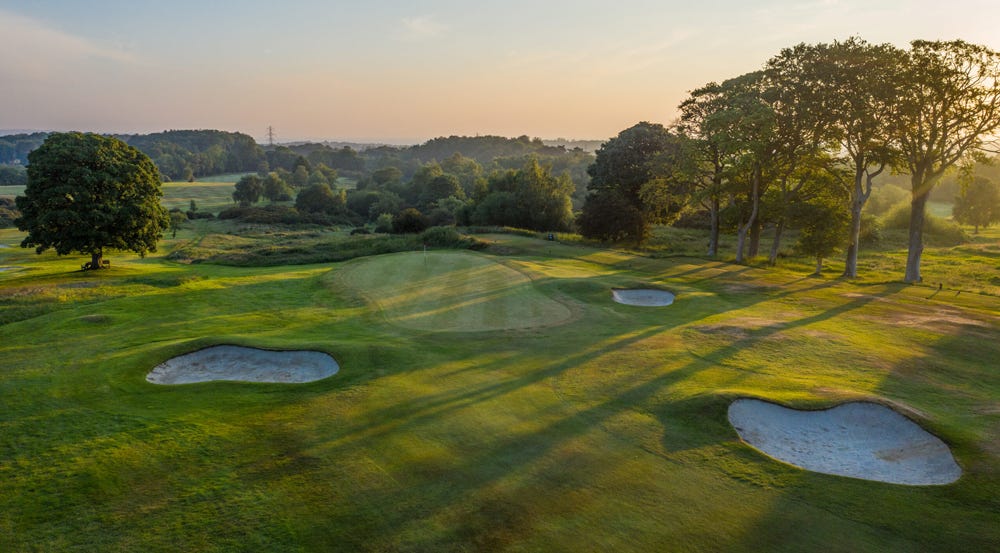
[736, 223, 748, 264]
[904, 190, 928, 283]
[735, 166, 761, 265]
[843, 198, 864, 278]
[707, 196, 720, 257]
[89, 251, 104, 270]
[768, 218, 785, 266]
[748, 220, 761, 258]
[844, 161, 882, 279]
[815, 256, 823, 275]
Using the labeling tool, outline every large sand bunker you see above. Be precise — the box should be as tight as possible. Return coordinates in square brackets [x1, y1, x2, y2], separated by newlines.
[728, 399, 961, 485]
[612, 289, 675, 307]
[147, 345, 339, 384]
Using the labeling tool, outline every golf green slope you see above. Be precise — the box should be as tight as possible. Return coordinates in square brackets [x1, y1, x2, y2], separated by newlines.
[335, 250, 573, 332]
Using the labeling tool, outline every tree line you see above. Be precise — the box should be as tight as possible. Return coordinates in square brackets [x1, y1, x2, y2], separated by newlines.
[578, 38, 1000, 282]
[1, 130, 266, 182]
[225, 152, 575, 233]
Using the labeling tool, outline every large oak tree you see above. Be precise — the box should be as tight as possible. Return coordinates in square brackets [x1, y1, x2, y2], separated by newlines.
[16, 132, 169, 269]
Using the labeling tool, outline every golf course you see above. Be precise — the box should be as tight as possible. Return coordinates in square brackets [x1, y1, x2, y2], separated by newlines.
[1, 226, 997, 552]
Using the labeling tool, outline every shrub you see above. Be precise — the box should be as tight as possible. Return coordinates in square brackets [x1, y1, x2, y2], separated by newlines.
[419, 226, 488, 250]
[374, 213, 393, 233]
[295, 183, 345, 214]
[673, 208, 712, 230]
[393, 208, 429, 234]
[218, 205, 355, 226]
[882, 201, 968, 245]
[419, 226, 461, 246]
[426, 206, 456, 227]
[859, 213, 882, 247]
[0, 197, 21, 228]
[867, 184, 910, 216]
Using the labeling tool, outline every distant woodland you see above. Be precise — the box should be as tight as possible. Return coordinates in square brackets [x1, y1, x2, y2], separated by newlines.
[0, 131, 592, 196]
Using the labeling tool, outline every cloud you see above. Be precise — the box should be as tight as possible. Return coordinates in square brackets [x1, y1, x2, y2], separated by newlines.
[400, 15, 447, 40]
[0, 9, 137, 81]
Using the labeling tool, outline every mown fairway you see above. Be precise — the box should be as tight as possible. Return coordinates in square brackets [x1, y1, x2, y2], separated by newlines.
[0, 230, 998, 551]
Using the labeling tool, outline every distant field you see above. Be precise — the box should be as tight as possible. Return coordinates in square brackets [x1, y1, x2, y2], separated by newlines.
[4, 181, 237, 213]
[0, 185, 23, 197]
[161, 181, 236, 213]
[195, 172, 255, 183]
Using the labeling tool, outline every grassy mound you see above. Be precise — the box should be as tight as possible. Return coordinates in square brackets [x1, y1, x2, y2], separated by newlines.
[335, 250, 573, 332]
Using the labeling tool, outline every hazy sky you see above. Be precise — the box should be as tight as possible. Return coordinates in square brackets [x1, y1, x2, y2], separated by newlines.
[4, 1, 1000, 143]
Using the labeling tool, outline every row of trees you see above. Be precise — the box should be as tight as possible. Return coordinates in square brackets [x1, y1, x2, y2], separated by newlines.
[0, 133, 48, 165]
[347, 154, 574, 231]
[579, 38, 1000, 282]
[228, 152, 575, 233]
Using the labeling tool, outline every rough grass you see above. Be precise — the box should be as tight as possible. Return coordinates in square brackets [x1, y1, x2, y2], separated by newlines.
[0, 229, 998, 552]
[167, 222, 485, 266]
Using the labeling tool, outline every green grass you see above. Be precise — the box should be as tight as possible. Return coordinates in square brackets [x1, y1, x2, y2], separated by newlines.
[0, 228, 998, 552]
[335, 250, 573, 331]
[161, 181, 237, 213]
[1, 179, 240, 214]
[195, 172, 255, 183]
[0, 185, 23, 197]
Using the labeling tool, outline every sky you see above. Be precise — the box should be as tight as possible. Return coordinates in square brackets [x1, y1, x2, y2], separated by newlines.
[3, 0, 1000, 144]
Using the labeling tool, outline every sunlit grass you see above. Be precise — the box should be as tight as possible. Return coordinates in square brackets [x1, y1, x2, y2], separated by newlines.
[161, 181, 238, 213]
[0, 230, 998, 551]
[334, 250, 573, 332]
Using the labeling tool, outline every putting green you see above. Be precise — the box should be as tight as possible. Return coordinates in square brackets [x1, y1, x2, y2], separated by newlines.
[335, 250, 573, 332]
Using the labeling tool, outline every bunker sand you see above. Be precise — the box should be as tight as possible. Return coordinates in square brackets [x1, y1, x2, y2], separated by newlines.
[147, 345, 339, 384]
[612, 288, 675, 306]
[728, 398, 961, 485]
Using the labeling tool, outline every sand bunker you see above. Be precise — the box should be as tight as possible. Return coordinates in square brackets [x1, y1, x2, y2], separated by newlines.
[728, 399, 961, 485]
[612, 289, 675, 307]
[147, 345, 339, 384]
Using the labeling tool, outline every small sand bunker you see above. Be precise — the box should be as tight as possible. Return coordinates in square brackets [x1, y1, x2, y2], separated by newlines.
[612, 289, 675, 307]
[147, 345, 339, 384]
[728, 399, 961, 485]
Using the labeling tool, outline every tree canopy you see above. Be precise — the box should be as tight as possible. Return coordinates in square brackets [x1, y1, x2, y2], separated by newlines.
[894, 40, 1000, 282]
[233, 175, 264, 206]
[15, 132, 169, 269]
[579, 122, 685, 243]
[953, 175, 1000, 233]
